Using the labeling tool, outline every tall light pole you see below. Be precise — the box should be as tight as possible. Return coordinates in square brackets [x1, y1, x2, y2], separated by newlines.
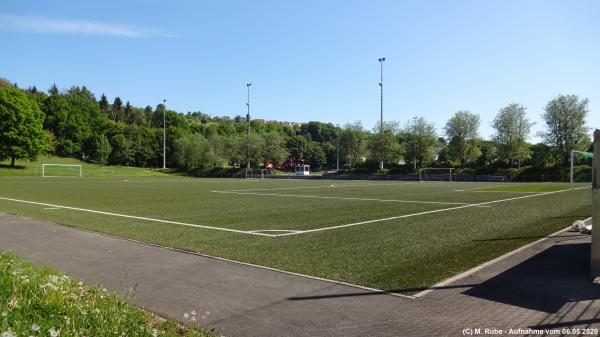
[246, 83, 252, 171]
[378, 57, 385, 170]
[336, 124, 340, 172]
[162, 99, 167, 170]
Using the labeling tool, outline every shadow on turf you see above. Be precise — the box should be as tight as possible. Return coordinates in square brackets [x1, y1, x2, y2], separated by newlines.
[289, 241, 600, 315]
[463, 242, 600, 313]
[286, 283, 478, 300]
[0, 164, 26, 170]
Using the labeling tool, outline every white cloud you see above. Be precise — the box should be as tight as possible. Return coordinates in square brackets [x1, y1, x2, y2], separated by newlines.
[0, 14, 174, 38]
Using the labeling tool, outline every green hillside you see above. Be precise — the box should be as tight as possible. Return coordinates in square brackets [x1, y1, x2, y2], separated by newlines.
[0, 156, 170, 177]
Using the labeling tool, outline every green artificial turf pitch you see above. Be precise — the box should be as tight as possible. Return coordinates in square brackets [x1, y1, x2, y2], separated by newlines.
[0, 177, 591, 294]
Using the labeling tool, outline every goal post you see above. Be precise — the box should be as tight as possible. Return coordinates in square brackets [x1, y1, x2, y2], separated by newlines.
[419, 167, 454, 182]
[41, 164, 83, 177]
[590, 130, 599, 280]
[570, 150, 593, 188]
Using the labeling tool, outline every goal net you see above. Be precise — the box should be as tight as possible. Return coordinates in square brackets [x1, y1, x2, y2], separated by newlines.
[570, 150, 593, 186]
[244, 168, 271, 179]
[41, 164, 83, 177]
[419, 168, 454, 182]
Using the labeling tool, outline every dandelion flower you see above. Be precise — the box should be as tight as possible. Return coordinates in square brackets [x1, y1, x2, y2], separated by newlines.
[31, 323, 40, 332]
[1, 331, 15, 337]
[183, 312, 189, 318]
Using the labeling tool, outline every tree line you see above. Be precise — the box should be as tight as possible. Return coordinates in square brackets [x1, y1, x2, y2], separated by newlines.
[0, 76, 593, 179]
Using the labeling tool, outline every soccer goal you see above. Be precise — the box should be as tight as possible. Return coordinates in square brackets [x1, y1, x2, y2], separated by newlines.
[570, 150, 593, 188]
[41, 164, 83, 177]
[261, 169, 269, 179]
[419, 167, 454, 182]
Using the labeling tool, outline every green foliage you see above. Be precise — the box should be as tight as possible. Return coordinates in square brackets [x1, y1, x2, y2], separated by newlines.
[174, 134, 220, 170]
[263, 132, 288, 164]
[541, 94, 590, 166]
[444, 110, 481, 166]
[0, 86, 48, 166]
[93, 134, 112, 165]
[0, 252, 216, 337]
[43, 87, 100, 156]
[0, 75, 594, 176]
[339, 122, 367, 169]
[400, 117, 436, 168]
[492, 104, 532, 166]
[368, 121, 402, 167]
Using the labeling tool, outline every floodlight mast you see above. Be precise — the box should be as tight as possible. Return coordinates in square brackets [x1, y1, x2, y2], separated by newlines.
[162, 99, 167, 170]
[246, 83, 252, 171]
[378, 57, 386, 170]
[336, 124, 340, 172]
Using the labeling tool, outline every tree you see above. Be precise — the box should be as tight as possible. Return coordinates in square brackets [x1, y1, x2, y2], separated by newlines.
[238, 131, 265, 168]
[492, 103, 533, 167]
[99, 94, 109, 117]
[124, 101, 134, 125]
[0, 86, 48, 166]
[92, 134, 112, 165]
[401, 117, 436, 169]
[528, 143, 555, 168]
[540, 94, 589, 166]
[108, 132, 134, 165]
[367, 121, 402, 168]
[111, 97, 123, 122]
[174, 134, 219, 171]
[339, 122, 366, 168]
[42, 87, 96, 156]
[444, 111, 481, 166]
[262, 132, 288, 165]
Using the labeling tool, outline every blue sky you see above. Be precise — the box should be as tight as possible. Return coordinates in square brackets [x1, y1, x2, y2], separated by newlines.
[1, 0, 598, 141]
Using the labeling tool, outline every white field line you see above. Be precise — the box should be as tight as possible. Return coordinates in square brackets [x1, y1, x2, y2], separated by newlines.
[211, 190, 475, 206]
[227, 182, 420, 192]
[43, 207, 61, 210]
[473, 190, 539, 193]
[0, 196, 276, 237]
[247, 229, 303, 233]
[272, 186, 591, 237]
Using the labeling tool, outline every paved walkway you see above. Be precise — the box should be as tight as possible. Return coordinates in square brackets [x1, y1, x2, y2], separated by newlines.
[1, 212, 600, 336]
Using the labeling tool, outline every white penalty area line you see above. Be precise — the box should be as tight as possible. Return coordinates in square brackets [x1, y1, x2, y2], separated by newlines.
[270, 186, 591, 237]
[211, 190, 476, 206]
[0, 196, 276, 238]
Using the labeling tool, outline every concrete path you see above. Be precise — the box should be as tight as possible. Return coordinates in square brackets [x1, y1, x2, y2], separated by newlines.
[1, 212, 600, 336]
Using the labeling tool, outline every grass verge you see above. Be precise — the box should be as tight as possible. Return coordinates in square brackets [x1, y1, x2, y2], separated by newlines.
[0, 156, 170, 177]
[0, 252, 217, 337]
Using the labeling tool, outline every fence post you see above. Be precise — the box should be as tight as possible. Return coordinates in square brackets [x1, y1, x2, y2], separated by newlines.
[590, 130, 600, 280]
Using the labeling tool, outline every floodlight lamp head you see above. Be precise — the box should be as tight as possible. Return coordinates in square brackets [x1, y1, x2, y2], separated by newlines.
[247, 83, 252, 87]
[379, 57, 386, 62]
